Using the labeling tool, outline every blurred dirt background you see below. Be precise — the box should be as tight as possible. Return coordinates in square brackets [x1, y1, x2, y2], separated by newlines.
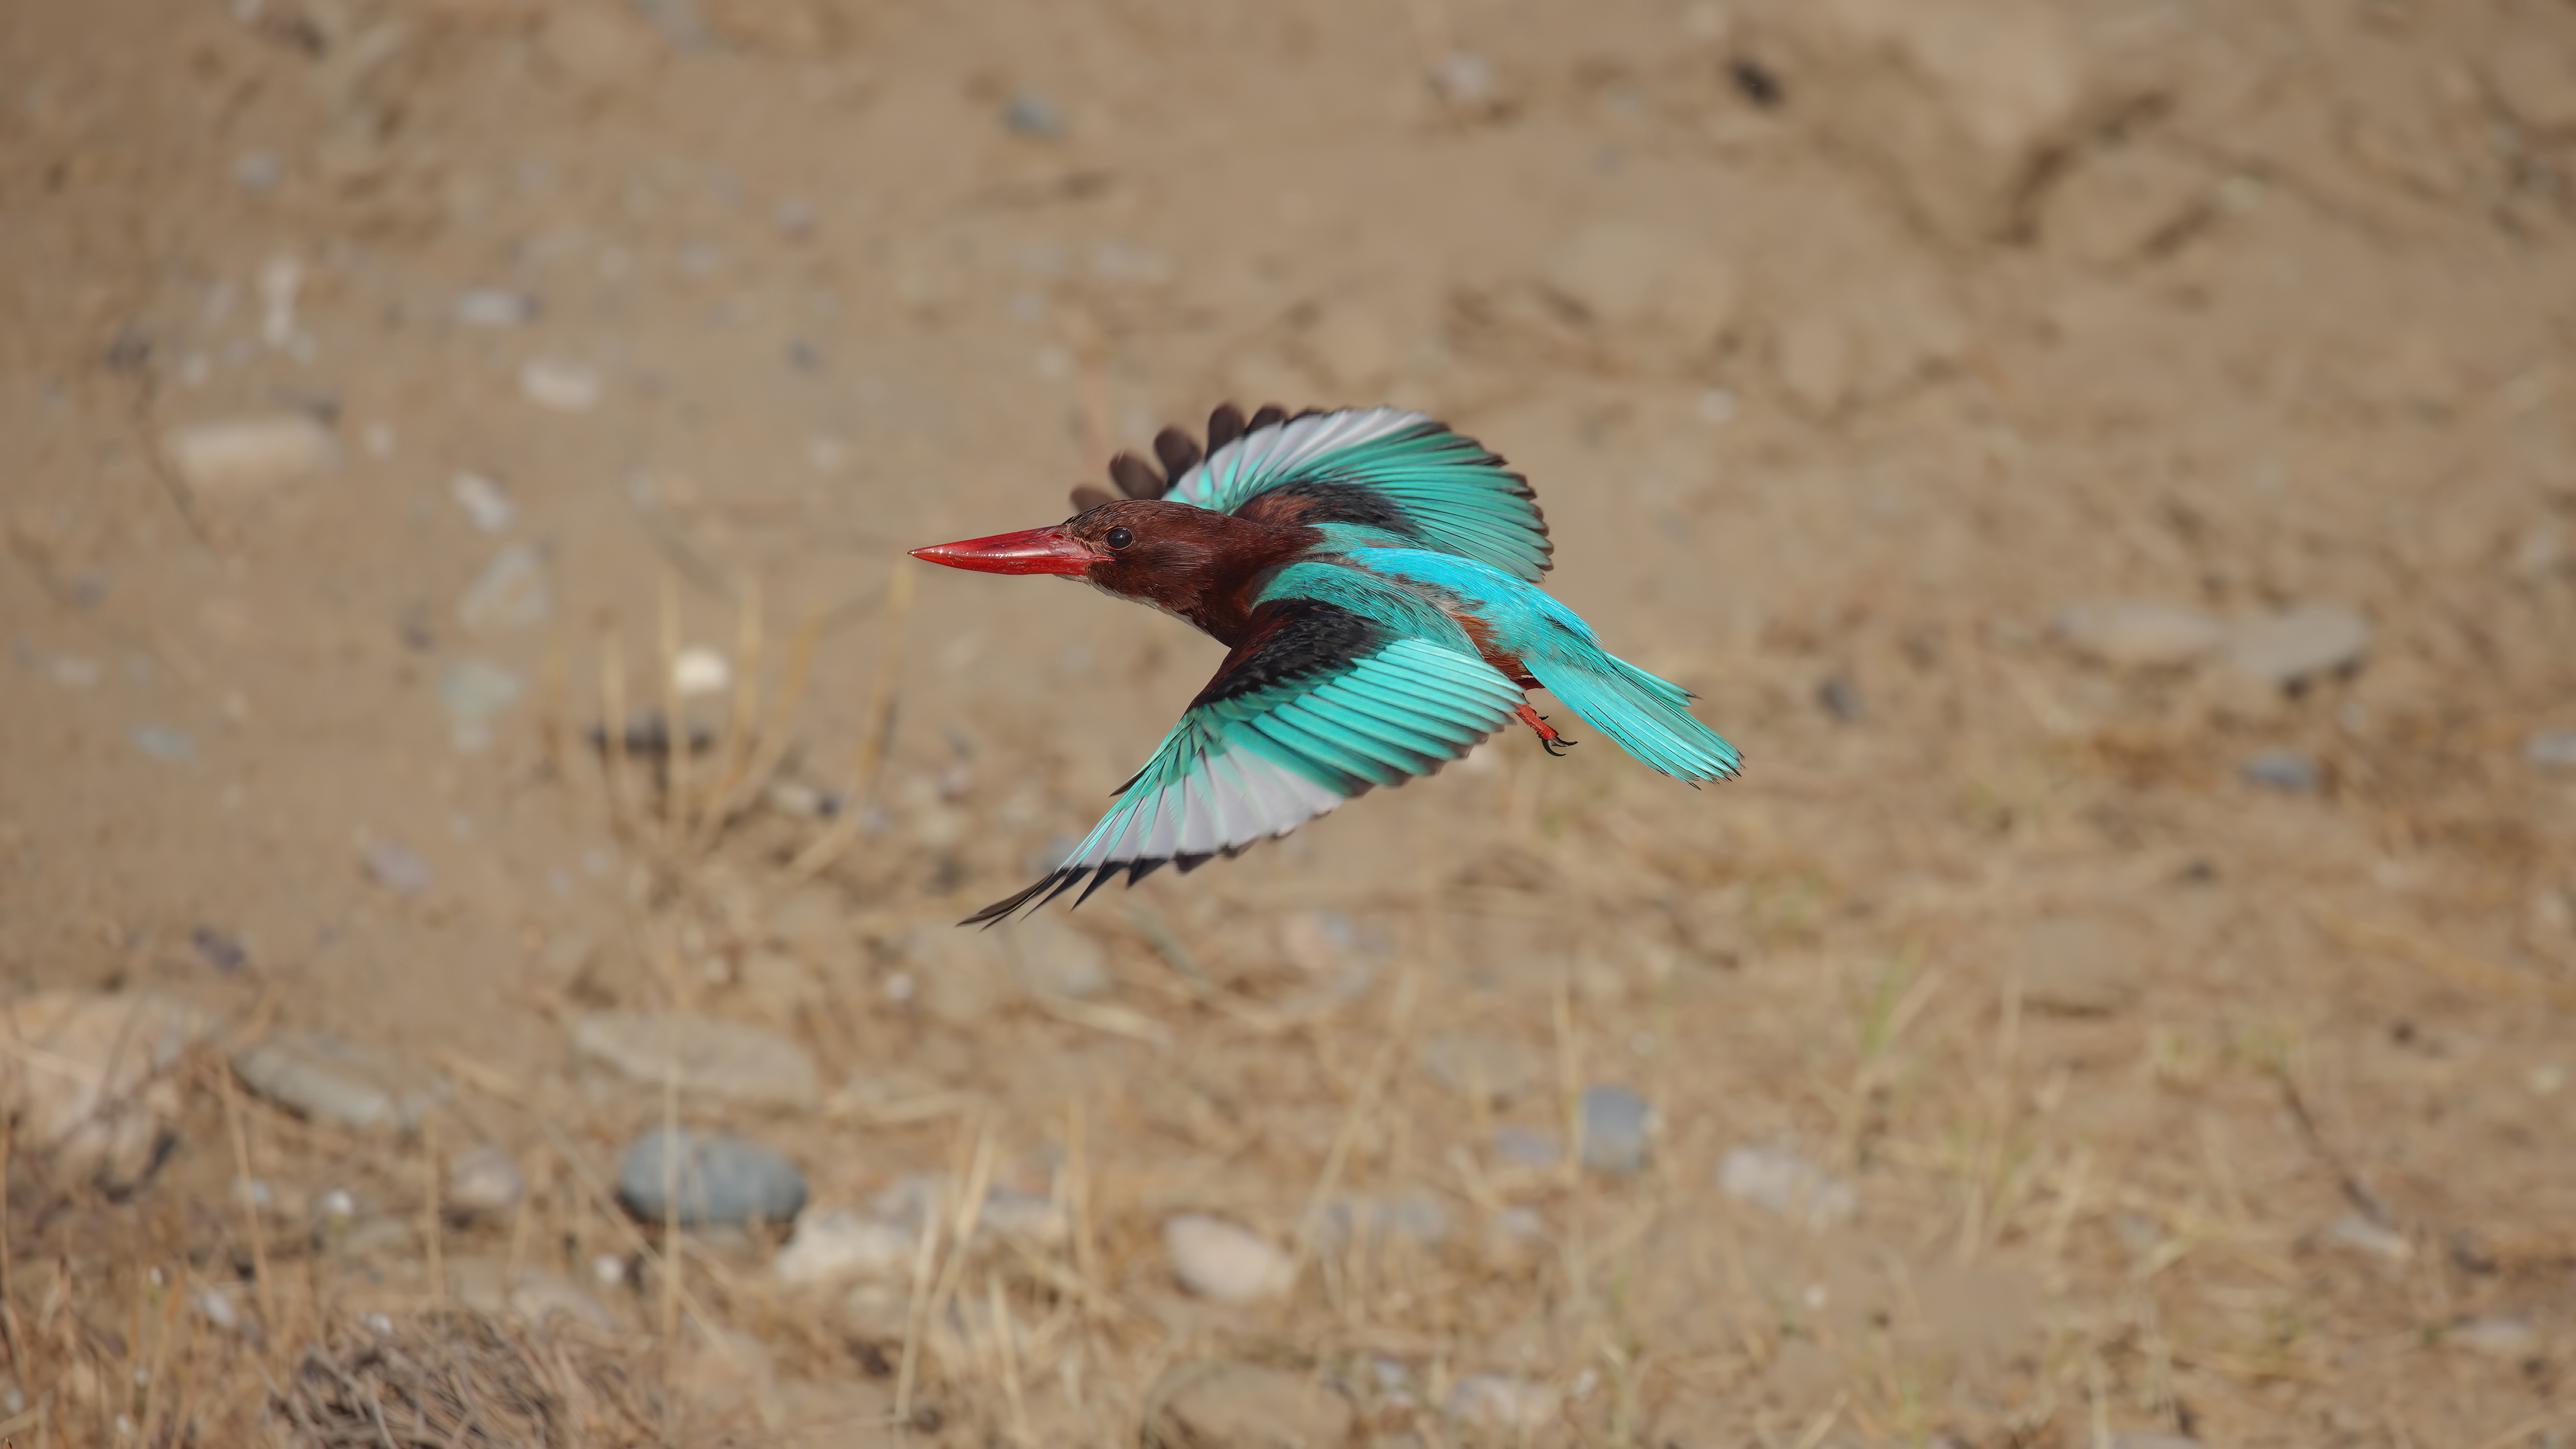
[5, 0, 2576, 1444]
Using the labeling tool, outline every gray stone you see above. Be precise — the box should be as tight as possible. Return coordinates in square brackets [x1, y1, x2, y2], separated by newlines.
[445, 1144, 526, 1216]
[455, 543, 552, 635]
[1717, 1144, 1858, 1229]
[2525, 729, 2576, 769]
[1164, 1214, 1292, 1303]
[362, 839, 433, 894]
[131, 726, 194, 761]
[2011, 915, 2142, 1016]
[1492, 1126, 1561, 1169]
[233, 1032, 447, 1132]
[2054, 600, 2225, 669]
[1419, 1034, 1544, 1105]
[233, 151, 283, 193]
[1817, 670, 1865, 722]
[570, 1011, 821, 1109]
[1004, 93, 1065, 138]
[2239, 749, 2320, 793]
[454, 289, 538, 329]
[616, 1128, 806, 1227]
[1580, 1083, 1652, 1174]
[2224, 606, 2369, 688]
[1145, 1362, 1354, 1449]
[437, 659, 522, 752]
[1317, 1190, 1450, 1252]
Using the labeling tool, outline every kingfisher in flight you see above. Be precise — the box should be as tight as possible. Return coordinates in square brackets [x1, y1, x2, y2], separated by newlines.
[911, 404, 1742, 924]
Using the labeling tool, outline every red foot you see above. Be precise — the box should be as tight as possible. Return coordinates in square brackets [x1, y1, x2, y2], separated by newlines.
[1515, 700, 1576, 756]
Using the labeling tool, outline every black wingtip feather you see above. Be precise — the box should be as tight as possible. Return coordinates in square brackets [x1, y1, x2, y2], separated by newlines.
[1207, 403, 1246, 450]
[1248, 404, 1286, 431]
[1109, 453, 1165, 500]
[1152, 427, 1202, 485]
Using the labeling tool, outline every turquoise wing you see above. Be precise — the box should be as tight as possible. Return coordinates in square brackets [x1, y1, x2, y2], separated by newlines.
[1093, 405, 1554, 583]
[965, 600, 1520, 924]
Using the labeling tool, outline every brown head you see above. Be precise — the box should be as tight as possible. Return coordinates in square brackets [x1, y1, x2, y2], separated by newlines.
[909, 499, 1316, 643]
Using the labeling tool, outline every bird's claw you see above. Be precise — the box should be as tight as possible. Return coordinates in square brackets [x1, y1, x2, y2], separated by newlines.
[1515, 701, 1576, 756]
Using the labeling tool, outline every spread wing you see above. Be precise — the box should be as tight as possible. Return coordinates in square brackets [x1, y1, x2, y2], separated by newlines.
[1071, 404, 1554, 583]
[965, 597, 1520, 924]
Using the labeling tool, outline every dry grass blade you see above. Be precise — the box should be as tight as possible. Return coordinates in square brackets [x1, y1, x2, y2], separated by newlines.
[786, 568, 915, 882]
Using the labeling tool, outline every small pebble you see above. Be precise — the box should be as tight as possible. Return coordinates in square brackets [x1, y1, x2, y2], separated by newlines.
[1579, 1083, 1652, 1174]
[454, 288, 538, 329]
[519, 357, 602, 411]
[233, 152, 283, 193]
[2446, 1316, 2538, 1358]
[1717, 1144, 1857, 1229]
[362, 839, 433, 894]
[2224, 605, 2370, 688]
[162, 413, 337, 504]
[773, 198, 815, 237]
[2525, 729, 2576, 769]
[449, 472, 516, 533]
[232, 1032, 449, 1131]
[1165, 1214, 1293, 1303]
[191, 926, 249, 973]
[1318, 1191, 1450, 1251]
[773, 1209, 915, 1285]
[1434, 48, 1497, 105]
[616, 1128, 808, 1228]
[2324, 1212, 2412, 1263]
[669, 647, 730, 697]
[2240, 749, 2320, 793]
[1004, 93, 1065, 138]
[591, 1253, 627, 1287]
[455, 543, 552, 635]
[195, 1287, 239, 1331]
[1816, 671, 1864, 723]
[445, 1144, 527, 1216]
[1444, 1375, 1558, 1432]
[48, 656, 102, 689]
[438, 659, 523, 751]
[131, 726, 194, 761]
[1492, 1126, 1561, 1169]
[2054, 600, 2224, 669]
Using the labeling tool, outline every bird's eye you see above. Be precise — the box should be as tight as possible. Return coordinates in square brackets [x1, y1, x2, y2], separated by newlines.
[1105, 526, 1134, 549]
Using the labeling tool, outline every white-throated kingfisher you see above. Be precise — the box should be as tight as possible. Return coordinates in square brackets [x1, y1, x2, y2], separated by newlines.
[912, 404, 1742, 924]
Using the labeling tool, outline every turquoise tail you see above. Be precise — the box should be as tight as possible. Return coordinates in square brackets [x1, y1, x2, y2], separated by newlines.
[1532, 653, 1742, 784]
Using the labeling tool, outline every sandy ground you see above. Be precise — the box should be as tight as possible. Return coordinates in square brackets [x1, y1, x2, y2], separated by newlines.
[4, 0, 2576, 1444]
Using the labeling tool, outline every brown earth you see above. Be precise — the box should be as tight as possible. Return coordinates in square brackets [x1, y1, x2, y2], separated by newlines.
[4, 0, 2575, 1444]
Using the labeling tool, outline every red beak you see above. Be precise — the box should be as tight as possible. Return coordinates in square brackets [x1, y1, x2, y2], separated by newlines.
[908, 525, 1095, 577]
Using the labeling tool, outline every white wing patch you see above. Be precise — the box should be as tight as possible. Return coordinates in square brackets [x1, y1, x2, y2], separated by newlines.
[1169, 407, 1429, 513]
